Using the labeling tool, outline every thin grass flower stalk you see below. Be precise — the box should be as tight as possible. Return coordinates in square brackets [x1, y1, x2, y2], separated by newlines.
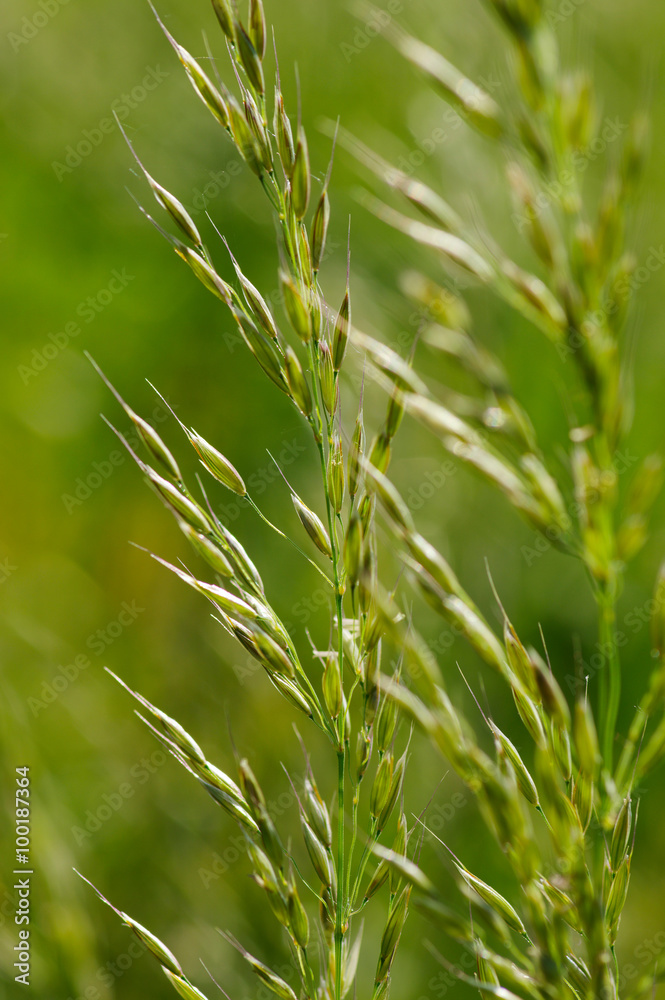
[80, 2, 665, 1000]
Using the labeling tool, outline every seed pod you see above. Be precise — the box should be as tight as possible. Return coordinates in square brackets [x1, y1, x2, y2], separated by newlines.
[280, 270, 311, 343]
[606, 857, 630, 944]
[565, 956, 591, 995]
[291, 495, 332, 558]
[504, 622, 536, 694]
[355, 730, 371, 783]
[228, 97, 263, 176]
[243, 94, 273, 172]
[454, 863, 526, 936]
[146, 470, 211, 533]
[132, 412, 182, 481]
[478, 952, 500, 987]
[238, 759, 266, 818]
[203, 762, 245, 805]
[253, 629, 296, 679]
[386, 388, 405, 439]
[376, 695, 398, 753]
[162, 969, 208, 1000]
[176, 247, 233, 302]
[363, 462, 414, 532]
[311, 190, 330, 272]
[512, 683, 546, 748]
[538, 879, 580, 932]
[248, 0, 267, 58]
[489, 722, 539, 807]
[287, 884, 309, 948]
[379, 751, 405, 830]
[574, 700, 601, 777]
[188, 431, 246, 495]
[303, 777, 333, 849]
[370, 754, 394, 820]
[332, 290, 351, 371]
[327, 435, 345, 515]
[572, 772, 594, 831]
[147, 175, 202, 246]
[376, 886, 410, 984]
[364, 858, 390, 901]
[610, 796, 632, 871]
[368, 431, 391, 475]
[172, 42, 231, 129]
[323, 654, 343, 719]
[532, 659, 570, 729]
[238, 316, 288, 393]
[343, 512, 363, 588]
[284, 346, 312, 417]
[302, 820, 333, 886]
[292, 127, 311, 220]
[320, 886, 335, 941]
[550, 722, 572, 782]
[120, 914, 183, 975]
[210, 0, 234, 39]
[235, 23, 264, 94]
[318, 340, 336, 415]
[348, 414, 365, 499]
[269, 673, 313, 717]
[233, 266, 278, 343]
[240, 948, 298, 1000]
[178, 523, 234, 578]
[274, 94, 295, 177]
[372, 843, 434, 896]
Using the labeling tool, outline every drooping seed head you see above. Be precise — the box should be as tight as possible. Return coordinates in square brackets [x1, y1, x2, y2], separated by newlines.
[311, 190, 330, 272]
[292, 127, 311, 220]
[279, 270, 311, 343]
[323, 654, 343, 720]
[189, 430, 246, 495]
[162, 969, 209, 1000]
[147, 175, 202, 246]
[248, 0, 267, 58]
[291, 495, 332, 559]
[120, 914, 183, 976]
[332, 290, 350, 371]
[284, 346, 312, 416]
[210, 0, 234, 39]
[235, 22, 265, 94]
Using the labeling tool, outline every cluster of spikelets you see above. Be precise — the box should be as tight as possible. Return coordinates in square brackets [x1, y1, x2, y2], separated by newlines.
[80, 1, 665, 1000]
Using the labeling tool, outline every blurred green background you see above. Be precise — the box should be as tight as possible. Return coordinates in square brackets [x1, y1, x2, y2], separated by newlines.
[2, 0, 665, 997]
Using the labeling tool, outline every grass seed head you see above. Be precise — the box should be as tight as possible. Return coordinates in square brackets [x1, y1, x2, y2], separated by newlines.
[292, 494, 332, 558]
[302, 820, 334, 887]
[333, 290, 351, 371]
[610, 796, 632, 871]
[249, 0, 267, 58]
[269, 673, 313, 717]
[148, 176, 202, 246]
[235, 22, 265, 94]
[574, 700, 601, 777]
[210, 0, 234, 39]
[312, 190, 331, 272]
[178, 522, 234, 578]
[323, 655, 343, 719]
[120, 914, 183, 976]
[274, 93, 295, 177]
[280, 270, 312, 343]
[287, 884, 309, 948]
[292, 127, 311, 220]
[189, 431, 246, 495]
[318, 340, 336, 415]
[146, 470, 211, 533]
[133, 412, 182, 481]
[284, 346, 312, 416]
[162, 969, 209, 1000]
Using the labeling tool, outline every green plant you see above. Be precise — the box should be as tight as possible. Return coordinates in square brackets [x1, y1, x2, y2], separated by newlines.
[81, 1, 665, 999]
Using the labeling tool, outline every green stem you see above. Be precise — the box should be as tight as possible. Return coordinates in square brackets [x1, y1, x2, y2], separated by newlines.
[599, 580, 621, 769]
[335, 748, 345, 1000]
